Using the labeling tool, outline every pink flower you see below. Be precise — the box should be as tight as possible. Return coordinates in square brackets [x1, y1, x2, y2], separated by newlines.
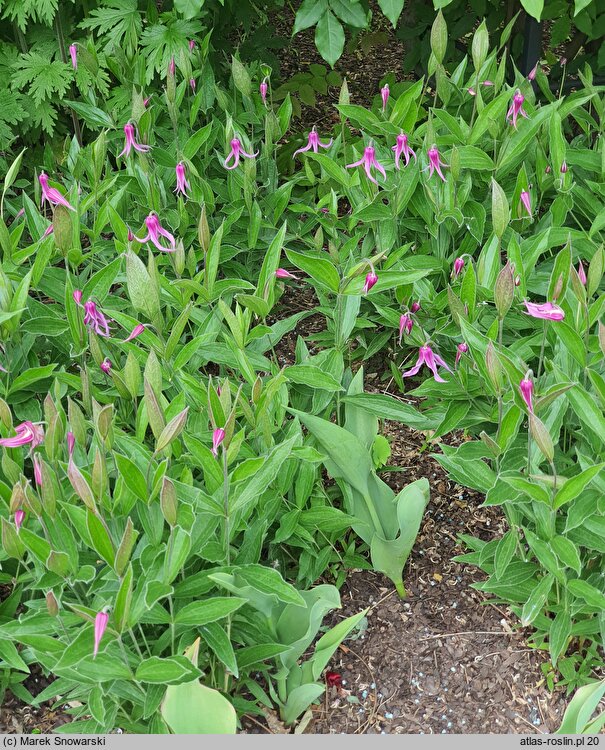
[14, 509, 25, 533]
[453, 257, 465, 278]
[578, 261, 586, 286]
[100, 358, 112, 374]
[189, 78, 196, 93]
[67, 431, 75, 457]
[403, 344, 452, 382]
[392, 133, 416, 169]
[143, 96, 151, 108]
[73, 289, 83, 305]
[381, 83, 389, 112]
[69, 44, 78, 71]
[39, 173, 75, 212]
[0, 421, 44, 450]
[260, 77, 268, 104]
[519, 374, 534, 413]
[124, 323, 146, 342]
[42, 224, 54, 238]
[560, 161, 568, 174]
[523, 300, 565, 321]
[224, 138, 258, 170]
[175, 162, 190, 198]
[33, 454, 43, 486]
[520, 190, 532, 218]
[363, 271, 378, 294]
[118, 123, 151, 158]
[293, 127, 332, 159]
[545, 165, 552, 174]
[212, 428, 225, 457]
[398, 314, 413, 343]
[455, 342, 468, 366]
[426, 145, 448, 182]
[506, 89, 528, 129]
[134, 213, 176, 253]
[93, 611, 109, 659]
[189, 39, 196, 52]
[79, 298, 111, 337]
[468, 87, 476, 96]
[410, 301, 421, 313]
[168, 56, 176, 76]
[482, 80, 494, 86]
[275, 268, 298, 279]
[527, 64, 538, 81]
[346, 145, 386, 186]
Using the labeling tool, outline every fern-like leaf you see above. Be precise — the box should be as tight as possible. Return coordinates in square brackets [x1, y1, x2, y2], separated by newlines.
[80, 0, 143, 55]
[11, 53, 71, 106]
[140, 16, 202, 84]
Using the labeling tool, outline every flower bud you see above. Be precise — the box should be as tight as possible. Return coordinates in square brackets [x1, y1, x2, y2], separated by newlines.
[198, 204, 210, 253]
[485, 341, 502, 392]
[46, 591, 59, 617]
[529, 413, 554, 463]
[494, 261, 515, 318]
[160, 477, 178, 527]
[552, 274, 564, 301]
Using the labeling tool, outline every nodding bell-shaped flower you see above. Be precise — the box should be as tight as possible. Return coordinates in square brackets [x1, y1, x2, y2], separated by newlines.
[410, 301, 421, 313]
[578, 261, 587, 286]
[175, 161, 190, 198]
[0, 422, 44, 450]
[426, 145, 448, 182]
[100, 358, 112, 374]
[455, 342, 468, 367]
[293, 127, 332, 159]
[520, 190, 532, 218]
[69, 44, 78, 71]
[134, 213, 176, 253]
[74, 293, 112, 337]
[527, 64, 538, 81]
[14, 509, 25, 533]
[275, 268, 298, 280]
[346, 145, 386, 186]
[392, 133, 416, 169]
[519, 372, 534, 413]
[39, 173, 75, 212]
[223, 138, 258, 170]
[523, 300, 565, 321]
[398, 314, 413, 343]
[453, 257, 465, 278]
[403, 344, 452, 383]
[381, 83, 390, 112]
[506, 89, 528, 129]
[260, 77, 268, 104]
[93, 611, 109, 659]
[118, 123, 151, 158]
[212, 428, 225, 458]
[33, 454, 43, 487]
[363, 263, 378, 294]
[124, 323, 146, 342]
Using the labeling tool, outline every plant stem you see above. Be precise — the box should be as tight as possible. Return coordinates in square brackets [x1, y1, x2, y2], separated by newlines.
[222, 446, 232, 692]
[537, 319, 546, 378]
[54, 14, 83, 147]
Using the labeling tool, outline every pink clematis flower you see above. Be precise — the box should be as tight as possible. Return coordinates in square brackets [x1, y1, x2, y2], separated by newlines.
[398, 314, 413, 343]
[33, 454, 43, 487]
[392, 133, 416, 169]
[403, 344, 452, 383]
[293, 127, 332, 159]
[100, 358, 112, 374]
[346, 145, 386, 186]
[455, 342, 468, 366]
[275, 268, 298, 279]
[381, 83, 389, 112]
[527, 64, 538, 81]
[135, 213, 176, 253]
[39, 173, 75, 212]
[578, 261, 586, 286]
[212, 428, 225, 457]
[519, 373, 534, 413]
[523, 300, 565, 321]
[453, 257, 465, 278]
[0, 422, 44, 450]
[124, 323, 146, 342]
[260, 77, 268, 104]
[14, 509, 25, 533]
[224, 138, 258, 170]
[74, 292, 112, 337]
[520, 191, 532, 218]
[175, 162, 190, 198]
[426, 145, 448, 182]
[410, 301, 421, 313]
[69, 44, 78, 71]
[93, 611, 109, 659]
[363, 270, 378, 294]
[67, 431, 75, 458]
[506, 89, 528, 129]
[118, 123, 151, 158]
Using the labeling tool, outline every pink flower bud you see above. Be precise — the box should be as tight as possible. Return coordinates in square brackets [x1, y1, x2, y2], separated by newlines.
[73, 289, 83, 305]
[578, 261, 587, 286]
[100, 358, 112, 374]
[212, 428, 225, 457]
[189, 40, 195, 52]
[14, 509, 25, 533]
[453, 257, 465, 277]
[67, 431, 75, 457]
[93, 611, 109, 658]
[189, 78, 196, 92]
[275, 268, 298, 279]
[560, 161, 568, 174]
[410, 301, 421, 313]
[519, 374, 534, 413]
[168, 57, 175, 77]
[455, 342, 468, 366]
[363, 272, 378, 294]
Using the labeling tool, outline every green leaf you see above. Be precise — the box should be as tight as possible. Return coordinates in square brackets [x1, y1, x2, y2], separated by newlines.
[136, 656, 201, 685]
[64, 101, 114, 129]
[306, 152, 351, 187]
[553, 464, 605, 509]
[8, 364, 56, 395]
[86, 511, 115, 567]
[330, 0, 367, 27]
[377, 0, 404, 25]
[315, 10, 345, 67]
[550, 536, 581, 575]
[520, 0, 544, 20]
[162, 679, 236, 734]
[521, 574, 553, 626]
[294, 0, 328, 34]
[341, 393, 436, 430]
[175, 598, 246, 626]
[200, 622, 238, 677]
[568, 579, 605, 609]
[285, 248, 340, 292]
[549, 609, 571, 666]
[285, 365, 343, 391]
[458, 146, 494, 171]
